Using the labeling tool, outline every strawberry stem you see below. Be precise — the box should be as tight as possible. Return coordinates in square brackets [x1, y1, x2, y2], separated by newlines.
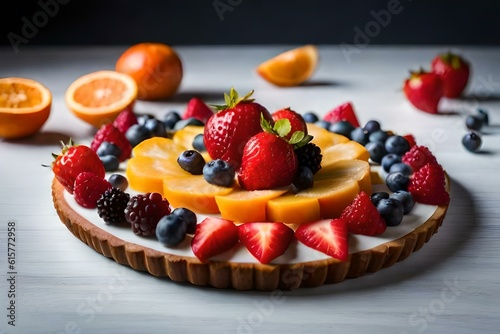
[211, 87, 255, 112]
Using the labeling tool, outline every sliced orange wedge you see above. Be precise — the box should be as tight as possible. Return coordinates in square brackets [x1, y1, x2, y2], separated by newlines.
[65, 70, 137, 128]
[256, 45, 319, 87]
[0, 77, 51, 139]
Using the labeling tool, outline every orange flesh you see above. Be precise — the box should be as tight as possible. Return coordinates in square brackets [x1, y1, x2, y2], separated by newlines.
[73, 78, 127, 107]
[0, 83, 42, 108]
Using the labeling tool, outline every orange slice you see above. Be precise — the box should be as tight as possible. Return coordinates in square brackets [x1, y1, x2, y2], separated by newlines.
[256, 45, 319, 87]
[0, 77, 51, 139]
[65, 70, 137, 128]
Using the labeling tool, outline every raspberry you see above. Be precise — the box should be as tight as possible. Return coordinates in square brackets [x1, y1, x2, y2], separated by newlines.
[402, 145, 438, 172]
[91, 124, 132, 162]
[124, 193, 171, 236]
[340, 191, 386, 236]
[408, 163, 450, 205]
[113, 107, 138, 134]
[73, 172, 112, 209]
[97, 188, 130, 225]
[295, 143, 322, 175]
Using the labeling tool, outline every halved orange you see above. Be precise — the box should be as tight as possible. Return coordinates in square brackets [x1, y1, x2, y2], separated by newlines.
[65, 70, 138, 128]
[256, 45, 319, 87]
[0, 77, 52, 139]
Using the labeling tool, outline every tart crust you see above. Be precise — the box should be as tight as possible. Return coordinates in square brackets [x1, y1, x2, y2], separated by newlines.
[52, 178, 449, 290]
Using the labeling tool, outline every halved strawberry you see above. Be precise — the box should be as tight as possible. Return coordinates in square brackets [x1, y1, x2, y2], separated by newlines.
[73, 172, 112, 209]
[340, 191, 386, 236]
[113, 107, 138, 134]
[402, 145, 438, 172]
[272, 107, 308, 140]
[323, 102, 360, 127]
[408, 163, 450, 205]
[295, 218, 349, 261]
[238, 222, 294, 264]
[91, 124, 132, 162]
[183, 97, 214, 123]
[191, 217, 239, 262]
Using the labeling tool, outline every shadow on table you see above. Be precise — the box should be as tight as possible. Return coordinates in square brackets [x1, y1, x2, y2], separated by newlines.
[2, 131, 92, 147]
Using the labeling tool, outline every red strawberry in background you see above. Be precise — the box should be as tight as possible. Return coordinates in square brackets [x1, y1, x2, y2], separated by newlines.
[408, 163, 450, 205]
[113, 107, 138, 134]
[295, 218, 349, 261]
[183, 97, 214, 123]
[51, 139, 105, 194]
[91, 123, 132, 162]
[431, 52, 470, 98]
[272, 107, 308, 140]
[323, 102, 360, 127]
[238, 222, 294, 264]
[73, 172, 112, 209]
[340, 191, 386, 236]
[191, 217, 239, 262]
[204, 88, 274, 169]
[403, 70, 444, 114]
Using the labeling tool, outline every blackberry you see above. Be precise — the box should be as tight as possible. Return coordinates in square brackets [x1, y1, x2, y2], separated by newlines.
[295, 143, 322, 175]
[124, 193, 171, 237]
[97, 188, 130, 225]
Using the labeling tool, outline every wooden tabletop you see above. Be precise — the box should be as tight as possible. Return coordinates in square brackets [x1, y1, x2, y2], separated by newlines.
[1, 45, 499, 334]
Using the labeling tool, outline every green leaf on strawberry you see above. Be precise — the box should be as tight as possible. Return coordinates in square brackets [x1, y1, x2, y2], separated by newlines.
[211, 87, 255, 112]
[260, 113, 312, 148]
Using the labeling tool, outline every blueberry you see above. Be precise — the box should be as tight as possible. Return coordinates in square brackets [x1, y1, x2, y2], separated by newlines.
[377, 198, 404, 226]
[385, 135, 410, 155]
[163, 111, 181, 130]
[137, 114, 156, 126]
[381, 153, 402, 173]
[203, 159, 235, 187]
[477, 109, 489, 126]
[100, 155, 120, 172]
[365, 141, 386, 163]
[370, 191, 390, 207]
[329, 121, 355, 138]
[174, 117, 205, 130]
[462, 132, 482, 152]
[177, 150, 205, 175]
[96, 141, 122, 158]
[364, 120, 381, 133]
[302, 112, 319, 123]
[171, 208, 197, 234]
[293, 166, 314, 191]
[144, 118, 166, 137]
[385, 172, 409, 192]
[369, 130, 389, 144]
[391, 190, 415, 215]
[350, 127, 370, 145]
[315, 120, 331, 130]
[389, 162, 413, 176]
[465, 115, 483, 131]
[126, 124, 152, 147]
[108, 174, 129, 191]
[156, 214, 187, 247]
[192, 134, 206, 152]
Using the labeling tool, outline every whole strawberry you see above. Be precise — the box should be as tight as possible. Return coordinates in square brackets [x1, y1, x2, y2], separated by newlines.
[272, 107, 308, 140]
[204, 88, 274, 169]
[91, 123, 132, 162]
[431, 52, 470, 98]
[403, 70, 444, 114]
[238, 116, 310, 191]
[52, 139, 105, 194]
[73, 172, 112, 209]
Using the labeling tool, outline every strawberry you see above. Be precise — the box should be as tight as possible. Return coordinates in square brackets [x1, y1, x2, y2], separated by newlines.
[52, 139, 105, 194]
[431, 52, 470, 98]
[272, 107, 308, 140]
[191, 217, 239, 262]
[183, 97, 214, 123]
[408, 163, 450, 205]
[403, 134, 417, 148]
[113, 107, 138, 134]
[238, 116, 308, 191]
[403, 70, 444, 114]
[90, 123, 132, 162]
[204, 88, 274, 168]
[238, 222, 294, 264]
[340, 191, 386, 236]
[295, 218, 349, 261]
[73, 172, 112, 209]
[402, 145, 438, 172]
[323, 102, 360, 127]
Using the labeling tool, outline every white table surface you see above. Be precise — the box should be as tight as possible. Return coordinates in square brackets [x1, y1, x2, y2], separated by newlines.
[1, 45, 499, 334]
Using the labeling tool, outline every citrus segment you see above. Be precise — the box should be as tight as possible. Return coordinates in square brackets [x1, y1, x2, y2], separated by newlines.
[172, 125, 211, 161]
[266, 195, 321, 226]
[132, 137, 186, 160]
[215, 187, 289, 223]
[257, 45, 319, 87]
[65, 70, 137, 128]
[307, 123, 349, 151]
[0, 77, 51, 139]
[321, 141, 370, 166]
[316, 160, 372, 194]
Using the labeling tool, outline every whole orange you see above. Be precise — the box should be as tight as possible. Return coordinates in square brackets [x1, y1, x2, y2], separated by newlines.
[115, 43, 183, 100]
